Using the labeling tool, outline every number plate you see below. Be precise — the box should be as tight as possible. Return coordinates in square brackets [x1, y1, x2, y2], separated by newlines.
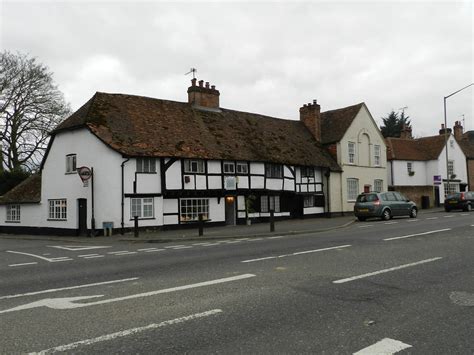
[359, 208, 369, 212]
[449, 201, 457, 204]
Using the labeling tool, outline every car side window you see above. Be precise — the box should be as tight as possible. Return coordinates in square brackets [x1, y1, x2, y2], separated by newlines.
[394, 192, 406, 201]
[385, 192, 397, 201]
[381, 193, 388, 201]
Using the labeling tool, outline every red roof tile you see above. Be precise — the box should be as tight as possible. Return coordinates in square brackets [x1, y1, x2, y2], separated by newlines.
[0, 174, 41, 204]
[385, 135, 446, 161]
[320, 103, 364, 144]
[457, 131, 474, 159]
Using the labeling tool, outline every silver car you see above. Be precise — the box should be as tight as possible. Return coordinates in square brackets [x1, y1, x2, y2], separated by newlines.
[354, 191, 418, 221]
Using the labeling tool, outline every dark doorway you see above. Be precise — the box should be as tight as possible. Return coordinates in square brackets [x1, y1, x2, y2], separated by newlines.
[225, 196, 236, 225]
[77, 198, 87, 236]
[434, 186, 440, 207]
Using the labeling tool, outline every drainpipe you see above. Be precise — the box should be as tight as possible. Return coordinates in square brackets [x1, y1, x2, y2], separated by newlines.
[325, 168, 331, 218]
[121, 157, 130, 235]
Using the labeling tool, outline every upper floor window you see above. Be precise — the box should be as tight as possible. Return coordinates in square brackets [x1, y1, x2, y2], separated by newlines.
[6, 204, 20, 222]
[223, 162, 235, 174]
[374, 145, 381, 166]
[236, 162, 248, 174]
[348, 142, 356, 164]
[301, 166, 315, 178]
[450, 140, 454, 148]
[183, 159, 205, 174]
[48, 199, 67, 220]
[66, 154, 76, 173]
[407, 162, 413, 174]
[265, 164, 283, 178]
[448, 160, 454, 177]
[137, 158, 156, 173]
[374, 179, 383, 193]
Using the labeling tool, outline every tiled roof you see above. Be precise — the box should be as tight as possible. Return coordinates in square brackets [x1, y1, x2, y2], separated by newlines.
[0, 174, 41, 204]
[385, 135, 446, 160]
[320, 103, 364, 144]
[457, 131, 474, 159]
[54, 92, 341, 170]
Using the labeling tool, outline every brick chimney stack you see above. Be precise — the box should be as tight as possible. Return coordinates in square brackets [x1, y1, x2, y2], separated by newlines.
[400, 124, 413, 139]
[453, 120, 464, 140]
[299, 99, 321, 142]
[439, 123, 452, 136]
[187, 78, 220, 109]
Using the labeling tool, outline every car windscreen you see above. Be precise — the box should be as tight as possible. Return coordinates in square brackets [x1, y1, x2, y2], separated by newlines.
[356, 194, 378, 202]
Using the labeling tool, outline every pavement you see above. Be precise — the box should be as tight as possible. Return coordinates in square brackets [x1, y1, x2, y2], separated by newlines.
[0, 207, 447, 244]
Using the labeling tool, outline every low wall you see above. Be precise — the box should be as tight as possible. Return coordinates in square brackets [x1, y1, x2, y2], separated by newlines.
[389, 185, 435, 208]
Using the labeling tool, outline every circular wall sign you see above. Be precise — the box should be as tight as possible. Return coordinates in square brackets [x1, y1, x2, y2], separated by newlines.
[77, 166, 92, 182]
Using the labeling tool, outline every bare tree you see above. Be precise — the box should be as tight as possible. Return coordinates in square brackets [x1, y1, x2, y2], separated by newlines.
[0, 51, 71, 172]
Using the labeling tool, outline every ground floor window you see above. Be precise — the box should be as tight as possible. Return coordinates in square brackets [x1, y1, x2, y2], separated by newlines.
[443, 182, 459, 197]
[48, 199, 67, 220]
[6, 204, 20, 222]
[374, 179, 383, 193]
[347, 178, 359, 201]
[131, 198, 154, 218]
[260, 195, 280, 213]
[180, 198, 209, 222]
[303, 195, 315, 207]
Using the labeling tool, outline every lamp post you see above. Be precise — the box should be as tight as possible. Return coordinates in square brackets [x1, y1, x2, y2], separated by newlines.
[443, 83, 473, 197]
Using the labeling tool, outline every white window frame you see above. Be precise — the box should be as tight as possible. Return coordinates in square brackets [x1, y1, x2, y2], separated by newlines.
[348, 142, 356, 164]
[130, 197, 154, 219]
[236, 162, 248, 174]
[6, 204, 20, 222]
[184, 159, 205, 174]
[444, 182, 459, 197]
[265, 164, 283, 178]
[136, 158, 156, 173]
[301, 166, 315, 178]
[223, 161, 235, 174]
[347, 178, 359, 201]
[374, 179, 383, 193]
[48, 199, 67, 220]
[260, 195, 280, 213]
[374, 145, 381, 166]
[180, 198, 209, 222]
[407, 162, 413, 174]
[447, 160, 454, 177]
[66, 154, 76, 173]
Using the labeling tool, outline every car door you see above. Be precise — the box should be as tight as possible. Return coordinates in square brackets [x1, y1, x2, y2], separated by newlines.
[394, 192, 410, 216]
[383, 192, 399, 215]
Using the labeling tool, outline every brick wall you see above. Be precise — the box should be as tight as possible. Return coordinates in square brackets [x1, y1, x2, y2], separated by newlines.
[467, 159, 474, 190]
[389, 185, 435, 208]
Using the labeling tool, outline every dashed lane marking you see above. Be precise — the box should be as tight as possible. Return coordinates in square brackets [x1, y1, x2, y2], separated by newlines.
[110, 251, 137, 256]
[358, 225, 373, 228]
[354, 338, 412, 354]
[137, 248, 162, 251]
[247, 238, 264, 241]
[443, 215, 454, 218]
[6, 251, 73, 263]
[31, 309, 223, 354]
[333, 257, 443, 284]
[406, 219, 419, 222]
[82, 255, 105, 259]
[383, 228, 451, 241]
[242, 245, 351, 263]
[164, 245, 186, 249]
[8, 262, 38, 267]
[200, 243, 221, 246]
[0, 277, 138, 300]
[78, 254, 100, 257]
[384, 222, 398, 225]
[426, 217, 438, 220]
[143, 249, 165, 253]
[107, 251, 131, 255]
[48, 245, 112, 251]
[268, 236, 285, 239]
[460, 213, 469, 216]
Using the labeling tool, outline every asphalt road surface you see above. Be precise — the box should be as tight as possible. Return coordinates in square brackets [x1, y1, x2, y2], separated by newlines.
[1, 211, 473, 354]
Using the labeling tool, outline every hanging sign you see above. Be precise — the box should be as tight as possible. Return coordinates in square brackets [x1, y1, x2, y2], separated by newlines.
[433, 175, 442, 185]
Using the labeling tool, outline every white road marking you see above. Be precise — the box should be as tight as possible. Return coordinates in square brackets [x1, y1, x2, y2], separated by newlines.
[143, 249, 165, 253]
[171, 246, 193, 249]
[384, 222, 398, 225]
[222, 240, 241, 244]
[406, 219, 419, 222]
[0, 277, 138, 300]
[78, 254, 100, 257]
[48, 245, 111, 251]
[460, 213, 469, 216]
[137, 248, 162, 251]
[384, 228, 451, 241]
[358, 225, 373, 228]
[110, 252, 137, 256]
[164, 245, 186, 248]
[236, 238, 250, 241]
[268, 236, 285, 239]
[201, 243, 221, 246]
[82, 255, 105, 259]
[6, 251, 72, 263]
[247, 238, 264, 241]
[0, 274, 256, 314]
[8, 262, 38, 267]
[31, 309, 223, 354]
[426, 217, 438, 220]
[354, 338, 412, 354]
[333, 257, 443, 284]
[192, 242, 213, 246]
[242, 245, 351, 263]
[443, 215, 454, 218]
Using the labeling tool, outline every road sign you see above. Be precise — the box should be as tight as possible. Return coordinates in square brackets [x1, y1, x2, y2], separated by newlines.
[77, 166, 92, 182]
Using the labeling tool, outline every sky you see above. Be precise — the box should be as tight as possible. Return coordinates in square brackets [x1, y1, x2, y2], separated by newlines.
[1, 0, 473, 137]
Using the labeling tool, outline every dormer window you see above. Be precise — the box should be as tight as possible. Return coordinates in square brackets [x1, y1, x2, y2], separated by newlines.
[301, 166, 315, 178]
[66, 154, 76, 173]
[137, 158, 156, 173]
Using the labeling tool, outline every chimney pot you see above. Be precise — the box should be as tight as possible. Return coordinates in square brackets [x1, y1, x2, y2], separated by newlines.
[198, 80, 204, 87]
[205, 82, 210, 88]
[211, 85, 215, 90]
[313, 99, 317, 104]
[441, 123, 445, 129]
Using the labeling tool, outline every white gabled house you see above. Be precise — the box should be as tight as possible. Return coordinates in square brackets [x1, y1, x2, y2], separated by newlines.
[386, 124, 468, 207]
[0, 78, 342, 235]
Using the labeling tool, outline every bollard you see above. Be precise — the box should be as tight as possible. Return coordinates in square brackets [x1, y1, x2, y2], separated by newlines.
[134, 215, 139, 238]
[198, 214, 204, 236]
[270, 209, 275, 232]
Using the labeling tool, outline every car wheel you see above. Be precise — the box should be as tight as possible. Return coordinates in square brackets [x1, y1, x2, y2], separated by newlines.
[409, 207, 417, 218]
[381, 209, 391, 221]
[357, 216, 366, 221]
[465, 204, 472, 212]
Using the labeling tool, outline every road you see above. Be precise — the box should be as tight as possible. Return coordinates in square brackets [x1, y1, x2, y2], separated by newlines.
[0, 211, 473, 354]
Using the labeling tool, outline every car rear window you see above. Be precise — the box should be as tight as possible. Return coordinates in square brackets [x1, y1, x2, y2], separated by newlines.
[357, 194, 379, 202]
[446, 193, 461, 199]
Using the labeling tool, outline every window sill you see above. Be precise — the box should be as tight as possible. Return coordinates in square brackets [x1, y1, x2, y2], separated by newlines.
[5, 220, 20, 223]
[129, 217, 155, 221]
